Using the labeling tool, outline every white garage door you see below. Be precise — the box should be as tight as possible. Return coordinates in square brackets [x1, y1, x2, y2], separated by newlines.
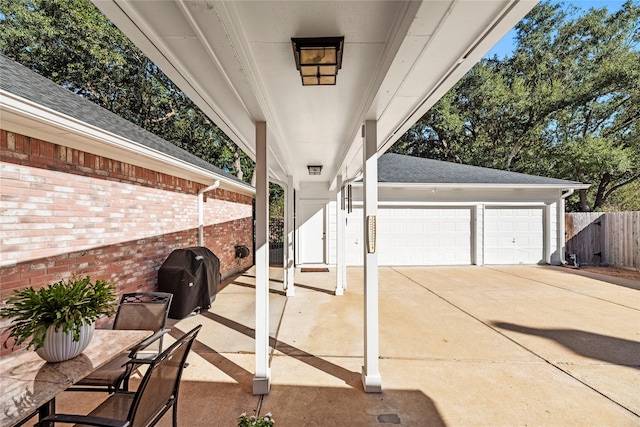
[484, 207, 543, 264]
[346, 207, 471, 266]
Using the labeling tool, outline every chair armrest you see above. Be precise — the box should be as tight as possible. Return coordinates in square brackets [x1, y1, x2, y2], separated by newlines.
[36, 414, 129, 427]
[125, 357, 155, 366]
[126, 329, 169, 358]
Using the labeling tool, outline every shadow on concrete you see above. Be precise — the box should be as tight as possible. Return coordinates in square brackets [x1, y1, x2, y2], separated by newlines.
[154, 379, 446, 427]
[260, 384, 446, 427]
[289, 282, 336, 295]
[200, 312, 362, 388]
[168, 328, 255, 389]
[563, 268, 640, 291]
[238, 273, 336, 295]
[492, 321, 640, 368]
[166, 317, 446, 426]
[220, 279, 287, 296]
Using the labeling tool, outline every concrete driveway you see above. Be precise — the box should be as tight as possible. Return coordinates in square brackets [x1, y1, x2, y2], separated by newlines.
[50, 265, 639, 426]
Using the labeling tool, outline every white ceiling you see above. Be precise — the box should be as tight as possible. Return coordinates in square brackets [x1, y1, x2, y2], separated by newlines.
[93, 0, 538, 190]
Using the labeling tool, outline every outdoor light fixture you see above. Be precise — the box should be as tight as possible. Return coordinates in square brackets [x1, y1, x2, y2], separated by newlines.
[291, 37, 344, 86]
[307, 165, 323, 175]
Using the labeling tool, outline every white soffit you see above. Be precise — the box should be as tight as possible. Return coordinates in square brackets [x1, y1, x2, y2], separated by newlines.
[93, 0, 538, 189]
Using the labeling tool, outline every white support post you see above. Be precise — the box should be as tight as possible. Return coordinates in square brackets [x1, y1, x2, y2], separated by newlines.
[475, 204, 484, 266]
[362, 121, 382, 393]
[335, 175, 345, 296]
[544, 204, 552, 264]
[557, 189, 574, 265]
[284, 175, 295, 296]
[253, 121, 270, 395]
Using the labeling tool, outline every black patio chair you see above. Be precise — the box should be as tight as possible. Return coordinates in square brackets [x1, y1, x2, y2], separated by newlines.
[36, 325, 202, 427]
[71, 292, 173, 393]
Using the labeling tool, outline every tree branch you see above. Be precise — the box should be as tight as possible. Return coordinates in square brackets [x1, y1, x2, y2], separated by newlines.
[603, 173, 640, 200]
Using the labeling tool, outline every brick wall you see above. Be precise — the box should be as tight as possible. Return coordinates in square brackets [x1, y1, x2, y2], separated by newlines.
[0, 130, 254, 354]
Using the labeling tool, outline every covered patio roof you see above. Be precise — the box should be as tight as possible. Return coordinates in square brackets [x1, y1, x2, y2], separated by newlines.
[92, 0, 538, 189]
[91, 0, 541, 395]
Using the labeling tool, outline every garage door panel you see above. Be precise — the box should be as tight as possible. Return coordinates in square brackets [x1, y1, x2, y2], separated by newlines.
[408, 223, 424, 233]
[346, 207, 471, 266]
[484, 208, 543, 265]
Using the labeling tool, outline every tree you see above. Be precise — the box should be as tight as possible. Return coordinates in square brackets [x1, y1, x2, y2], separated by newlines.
[392, 0, 640, 211]
[0, 0, 254, 181]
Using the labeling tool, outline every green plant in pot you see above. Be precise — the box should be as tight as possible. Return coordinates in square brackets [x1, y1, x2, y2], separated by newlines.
[0, 275, 117, 362]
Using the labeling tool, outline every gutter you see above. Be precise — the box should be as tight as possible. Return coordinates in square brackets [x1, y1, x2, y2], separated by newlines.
[198, 181, 220, 246]
[370, 182, 591, 190]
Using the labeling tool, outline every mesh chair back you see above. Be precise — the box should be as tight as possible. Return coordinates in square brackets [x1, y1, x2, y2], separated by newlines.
[113, 292, 173, 332]
[128, 325, 201, 427]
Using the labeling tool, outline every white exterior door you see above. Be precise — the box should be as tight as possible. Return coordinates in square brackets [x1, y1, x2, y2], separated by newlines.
[484, 207, 544, 264]
[298, 201, 326, 265]
[346, 207, 472, 266]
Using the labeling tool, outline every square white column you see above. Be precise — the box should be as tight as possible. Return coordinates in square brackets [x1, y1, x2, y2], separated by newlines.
[362, 120, 382, 393]
[253, 121, 270, 395]
[284, 175, 295, 296]
[335, 175, 345, 296]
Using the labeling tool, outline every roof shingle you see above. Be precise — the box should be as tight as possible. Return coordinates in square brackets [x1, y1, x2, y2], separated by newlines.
[0, 55, 247, 186]
[378, 153, 585, 186]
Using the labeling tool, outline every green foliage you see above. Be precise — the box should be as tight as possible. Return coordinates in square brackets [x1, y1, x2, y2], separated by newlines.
[0, 276, 117, 350]
[269, 183, 285, 219]
[600, 181, 640, 211]
[0, 0, 254, 182]
[393, 0, 640, 212]
[238, 413, 274, 427]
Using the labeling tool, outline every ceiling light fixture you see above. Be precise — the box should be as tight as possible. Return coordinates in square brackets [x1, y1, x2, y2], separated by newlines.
[307, 165, 323, 175]
[291, 37, 344, 86]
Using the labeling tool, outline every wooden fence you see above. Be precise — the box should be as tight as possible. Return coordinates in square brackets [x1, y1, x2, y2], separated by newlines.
[565, 212, 640, 270]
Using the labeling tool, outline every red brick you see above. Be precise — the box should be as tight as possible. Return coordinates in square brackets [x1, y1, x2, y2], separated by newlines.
[1, 130, 254, 341]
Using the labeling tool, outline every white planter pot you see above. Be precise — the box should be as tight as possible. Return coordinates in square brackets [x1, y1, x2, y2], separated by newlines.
[36, 322, 95, 363]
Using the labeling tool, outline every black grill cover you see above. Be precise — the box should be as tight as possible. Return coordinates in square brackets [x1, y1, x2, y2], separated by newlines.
[158, 247, 221, 319]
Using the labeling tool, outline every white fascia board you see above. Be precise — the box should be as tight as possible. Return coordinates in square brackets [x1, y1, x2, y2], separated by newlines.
[354, 182, 591, 190]
[349, 201, 551, 207]
[1, 91, 255, 196]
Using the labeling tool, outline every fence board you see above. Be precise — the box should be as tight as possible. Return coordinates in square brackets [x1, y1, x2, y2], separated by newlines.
[566, 211, 640, 270]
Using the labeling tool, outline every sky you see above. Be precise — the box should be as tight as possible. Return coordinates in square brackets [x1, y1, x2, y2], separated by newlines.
[483, 0, 628, 58]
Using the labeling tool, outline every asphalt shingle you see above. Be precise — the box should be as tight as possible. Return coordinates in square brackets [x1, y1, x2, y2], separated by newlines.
[378, 153, 584, 186]
[0, 55, 247, 186]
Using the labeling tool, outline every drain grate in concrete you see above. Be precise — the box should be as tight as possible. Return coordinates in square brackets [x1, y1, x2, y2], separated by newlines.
[377, 413, 401, 424]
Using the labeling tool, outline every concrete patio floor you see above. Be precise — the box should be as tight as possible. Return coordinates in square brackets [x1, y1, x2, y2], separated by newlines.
[49, 265, 639, 426]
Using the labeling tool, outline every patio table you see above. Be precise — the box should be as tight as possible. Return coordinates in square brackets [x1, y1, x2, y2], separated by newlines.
[0, 329, 153, 427]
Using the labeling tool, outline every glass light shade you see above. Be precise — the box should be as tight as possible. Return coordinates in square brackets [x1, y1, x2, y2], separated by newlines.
[292, 37, 344, 86]
[319, 75, 336, 85]
[299, 47, 337, 65]
[302, 75, 319, 85]
[302, 74, 337, 85]
[307, 165, 322, 175]
[301, 65, 317, 76]
[300, 64, 339, 85]
[318, 65, 337, 75]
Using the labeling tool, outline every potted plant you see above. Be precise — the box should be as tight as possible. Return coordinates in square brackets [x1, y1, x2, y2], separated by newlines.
[238, 412, 274, 427]
[0, 275, 117, 362]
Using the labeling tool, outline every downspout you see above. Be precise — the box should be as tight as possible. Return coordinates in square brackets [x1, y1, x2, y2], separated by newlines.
[198, 181, 220, 246]
[558, 189, 575, 264]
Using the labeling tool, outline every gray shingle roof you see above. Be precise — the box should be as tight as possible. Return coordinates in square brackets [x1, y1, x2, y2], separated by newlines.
[378, 153, 585, 186]
[0, 55, 248, 187]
